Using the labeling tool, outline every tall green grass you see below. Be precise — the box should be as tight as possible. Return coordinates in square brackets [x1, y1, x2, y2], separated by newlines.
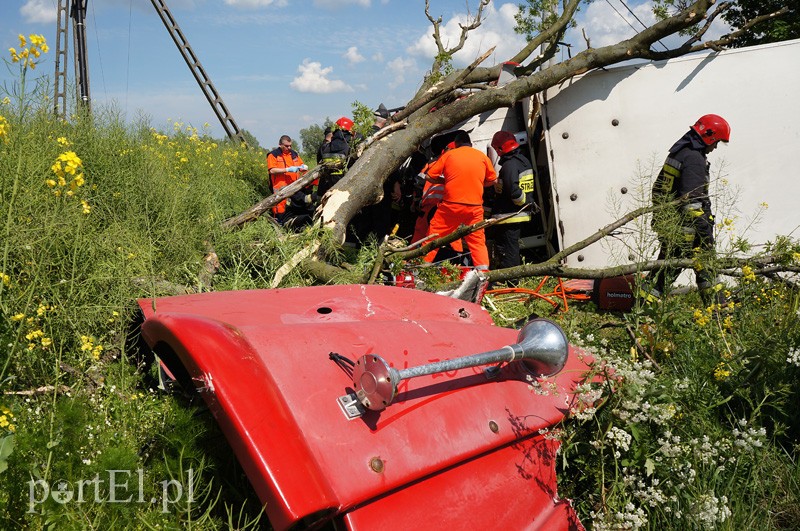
[1, 37, 271, 527]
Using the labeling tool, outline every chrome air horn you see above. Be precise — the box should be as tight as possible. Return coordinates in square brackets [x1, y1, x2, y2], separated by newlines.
[351, 318, 569, 411]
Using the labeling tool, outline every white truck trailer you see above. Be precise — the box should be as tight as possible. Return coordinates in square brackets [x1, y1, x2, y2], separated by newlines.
[458, 38, 800, 271]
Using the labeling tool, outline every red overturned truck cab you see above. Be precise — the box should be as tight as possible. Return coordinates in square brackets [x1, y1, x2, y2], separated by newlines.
[136, 284, 592, 530]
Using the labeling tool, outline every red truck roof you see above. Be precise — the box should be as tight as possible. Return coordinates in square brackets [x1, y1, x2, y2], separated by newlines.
[137, 284, 589, 530]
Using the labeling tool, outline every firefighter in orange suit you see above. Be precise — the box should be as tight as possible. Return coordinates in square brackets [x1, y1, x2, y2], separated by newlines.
[267, 135, 309, 224]
[412, 142, 462, 256]
[423, 131, 496, 270]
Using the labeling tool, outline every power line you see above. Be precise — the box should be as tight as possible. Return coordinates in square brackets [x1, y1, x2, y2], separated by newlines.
[605, 0, 669, 52]
[126, 0, 133, 115]
[89, 0, 107, 99]
[617, 0, 669, 51]
[605, 0, 639, 35]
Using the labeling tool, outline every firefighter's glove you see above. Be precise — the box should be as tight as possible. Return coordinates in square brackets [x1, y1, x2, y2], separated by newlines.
[304, 194, 313, 205]
[298, 164, 309, 172]
[286, 166, 298, 173]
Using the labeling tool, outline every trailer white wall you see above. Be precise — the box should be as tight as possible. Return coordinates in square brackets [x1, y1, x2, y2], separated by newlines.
[541, 39, 800, 268]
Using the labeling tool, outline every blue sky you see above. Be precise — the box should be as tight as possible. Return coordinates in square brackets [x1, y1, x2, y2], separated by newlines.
[1, 0, 728, 149]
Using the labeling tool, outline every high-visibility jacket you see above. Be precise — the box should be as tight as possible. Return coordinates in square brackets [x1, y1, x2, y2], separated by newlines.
[424, 146, 496, 205]
[267, 148, 305, 215]
[423, 146, 495, 268]
[491, 149, 535, 224]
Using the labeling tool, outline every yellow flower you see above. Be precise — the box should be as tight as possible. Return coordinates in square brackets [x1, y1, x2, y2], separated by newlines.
[11, 313, 25, 321]
[18, 34, 27, 48]
[0, 115, 10, 142]
[57, 137, 70, 146]
[25, 329, 44, 341]
[0, 272, 10, 286]
[81, 200, 91, 214]
[70, 173, 85, 190]
[80, 335, 94, 351]
[693, 308, 709, 327]
[741, 265, 756, 282]
[714, 362, 731, 381]
[41, 337, 52, 348]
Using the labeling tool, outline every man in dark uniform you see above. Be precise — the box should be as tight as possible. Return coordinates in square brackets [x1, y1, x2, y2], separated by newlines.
[650, 114, 731, 301]
[488, 130, 536, 269]
[317, 117, 354, 197]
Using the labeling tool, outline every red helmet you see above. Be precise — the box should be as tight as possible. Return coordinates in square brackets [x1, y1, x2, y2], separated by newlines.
[491, 130, 519, 155]
[335, 117, 354, 132]
[691, 114, 730, 145]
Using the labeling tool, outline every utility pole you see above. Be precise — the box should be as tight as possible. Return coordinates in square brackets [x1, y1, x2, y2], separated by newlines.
[53, 0, 91, 118]
[149, 0, 248, 145]
[71, 0, 91, 111]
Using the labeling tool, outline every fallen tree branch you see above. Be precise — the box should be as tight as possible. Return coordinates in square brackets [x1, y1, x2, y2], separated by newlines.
[4, 385, 71, 396]
[393, 46, 496, 124]
[385, 210, 521, 264]
[221, 165, 325, 229]
[483, 255, 800, 286]
[270, 241, 321, 288]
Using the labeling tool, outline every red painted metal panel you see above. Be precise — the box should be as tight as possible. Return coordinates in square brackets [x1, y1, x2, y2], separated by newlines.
[342, 435, 584, 531]
[137, 285, 590, 530]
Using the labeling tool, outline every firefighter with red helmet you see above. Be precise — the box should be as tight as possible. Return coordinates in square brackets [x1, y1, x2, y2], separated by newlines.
[422, 131, 496, 270]
[317, 117, 355, 197]
[650, 114, 731, 301]
[488, 130, 536, 269]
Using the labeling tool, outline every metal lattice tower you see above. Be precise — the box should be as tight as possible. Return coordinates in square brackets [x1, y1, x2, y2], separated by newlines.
[149, 0, 247, 145]
[53, 0, 69, 118]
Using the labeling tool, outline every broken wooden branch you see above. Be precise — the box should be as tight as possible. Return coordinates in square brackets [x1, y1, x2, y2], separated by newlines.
[222, 165, 325, 229]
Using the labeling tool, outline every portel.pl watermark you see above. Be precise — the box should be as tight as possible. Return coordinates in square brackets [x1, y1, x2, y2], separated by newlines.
[28, 468, 195, 514]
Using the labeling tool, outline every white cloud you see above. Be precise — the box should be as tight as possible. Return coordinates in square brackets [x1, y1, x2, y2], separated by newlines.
[223, 0, 287, 8]
[344, 46, 365, 65]
[290, 59, 353, 94]
[386, 56, 416, 89]
[568, 0, 658, 49]
[372, 52, 384, 62]
[313, 0, 370, 7]
[407, 3, 527, 67]
[20, 0, 56, 24]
